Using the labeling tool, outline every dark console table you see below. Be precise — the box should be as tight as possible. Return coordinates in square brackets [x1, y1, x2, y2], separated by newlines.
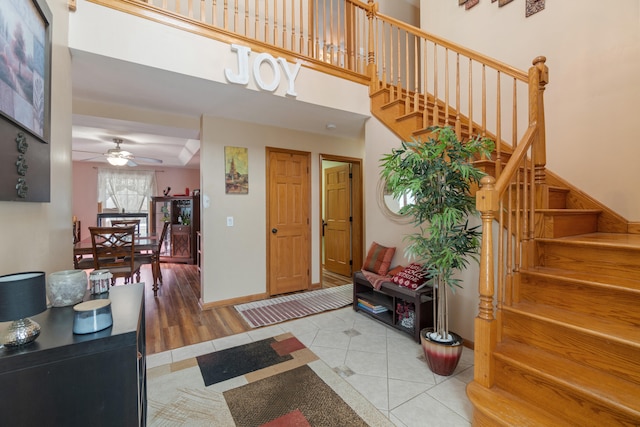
[0, 283, 146, 426]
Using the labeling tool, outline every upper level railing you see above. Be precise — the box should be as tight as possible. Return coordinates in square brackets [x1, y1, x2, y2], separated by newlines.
[77, 0, 548, 390]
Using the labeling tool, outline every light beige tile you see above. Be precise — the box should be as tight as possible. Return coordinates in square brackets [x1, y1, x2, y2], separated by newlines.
[345, 349, 388, 377]
[312, 328, 351, 349]
[171, 341, 215, 362]
[348, 332, 388, 354]
[391, 392, 471, 427]
[388, 378, 433, 410]
[346, 373, 390, 410]
[146, 350, 172, 369]
[211, 332, 252, 350]
[427, 377, 474, 422]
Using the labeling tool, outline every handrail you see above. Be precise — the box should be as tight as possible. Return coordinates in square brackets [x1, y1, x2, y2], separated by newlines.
[373, 10, 528, 82]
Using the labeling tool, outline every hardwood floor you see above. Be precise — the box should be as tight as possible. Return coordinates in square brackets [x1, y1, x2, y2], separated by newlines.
[141, 263, 352, 354]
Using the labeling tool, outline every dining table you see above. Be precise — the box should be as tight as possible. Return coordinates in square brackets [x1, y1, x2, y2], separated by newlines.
[73, 234, 161, 295]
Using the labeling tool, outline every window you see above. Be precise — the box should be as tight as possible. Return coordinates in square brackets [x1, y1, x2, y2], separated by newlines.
[97, 168, 157, 215]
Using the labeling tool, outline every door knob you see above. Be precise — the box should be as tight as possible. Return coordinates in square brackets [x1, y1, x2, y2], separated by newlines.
[272, 228, 278, 234]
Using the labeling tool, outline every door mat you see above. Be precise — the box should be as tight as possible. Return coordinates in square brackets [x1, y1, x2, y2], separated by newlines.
[146, 332, 392, 426]
[234, 284, 353, 328]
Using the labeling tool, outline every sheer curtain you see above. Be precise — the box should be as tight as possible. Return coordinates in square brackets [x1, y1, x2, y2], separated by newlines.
[97, 168, 157, 213]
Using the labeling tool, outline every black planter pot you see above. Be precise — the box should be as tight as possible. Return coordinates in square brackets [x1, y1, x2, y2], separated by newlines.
[420, 328, 464, 376]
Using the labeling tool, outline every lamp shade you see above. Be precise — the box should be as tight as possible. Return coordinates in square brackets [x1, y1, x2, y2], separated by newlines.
[0, 272, 47, 322]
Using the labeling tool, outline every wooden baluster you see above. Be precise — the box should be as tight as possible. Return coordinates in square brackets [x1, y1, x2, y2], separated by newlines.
[475, 175, 498, 388]
[481, 64, 487, 138]
[264, 0, 269, 43]
[162, 0, 167, 10]
[187, 0, 193, 18]
[455, 53, 461, 138]
[301, 0, 306, 55]
[494, 72, 502, 173]
[388, 24, 395, 100]
[290, 0, 295, 52]
[273, 0, 278, 47]
[444, 48, 450, 127]
[254, 0, 259, 40]
[244, 0, 249, 36]
[212, 0, 217, 27]
[223, 0, 228, 30]
[329, 0, 334, 64]
[404, 31, 410, 111]
[234, 0, 238, 33]
[423, 39, 429, 129]
[413, 35, 419, 113]
[432, 45, 439, 126]
[396, 26, 401, 99]
[468, 60, 473, 136]
[200, 0, 205, 23]
[176, 0, 181, 16]
[337, 0, 342, 67]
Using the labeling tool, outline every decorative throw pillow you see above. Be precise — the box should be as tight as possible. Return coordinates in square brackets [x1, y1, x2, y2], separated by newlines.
[362, 242, 396, 276]
[391, 262, 431, 290]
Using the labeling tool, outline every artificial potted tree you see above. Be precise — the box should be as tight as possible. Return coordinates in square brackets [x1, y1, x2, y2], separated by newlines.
[380, 125, 494, 376]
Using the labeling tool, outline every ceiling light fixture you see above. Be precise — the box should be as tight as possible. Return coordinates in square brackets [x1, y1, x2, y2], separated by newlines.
[326, 123, 337, 130]
[107, 156, 129, 166]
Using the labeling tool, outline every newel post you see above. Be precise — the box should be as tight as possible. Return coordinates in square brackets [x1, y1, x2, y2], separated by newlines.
[529, 56, 549, 209]
[474, 175, 498, 387]
[366, 0, 378, 90]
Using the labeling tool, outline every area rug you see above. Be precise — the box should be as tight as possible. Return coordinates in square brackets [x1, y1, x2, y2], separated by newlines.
[234, 284, 353, 328]
[146, 332, 392, 426]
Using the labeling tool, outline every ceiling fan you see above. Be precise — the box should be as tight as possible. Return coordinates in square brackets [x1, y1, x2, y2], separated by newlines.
[79, 138, 163, 167]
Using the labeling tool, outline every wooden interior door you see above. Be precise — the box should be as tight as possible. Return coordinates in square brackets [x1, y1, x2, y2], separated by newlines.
[324, 164, 352, 277]
[267, 148, 311, 295]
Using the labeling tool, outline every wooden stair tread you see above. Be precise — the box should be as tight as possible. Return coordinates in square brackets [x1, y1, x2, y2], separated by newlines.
[506, 302, 640, 347]
[466, 381, 570, 427]
[536, 209, 601, 215]
[495, 340, 640, 415]
[523, 266, 640, 293]
[540, 232, 640, 249]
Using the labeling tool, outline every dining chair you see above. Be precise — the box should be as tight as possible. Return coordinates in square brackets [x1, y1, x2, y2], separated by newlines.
[89, 226, 142, 286]
[111, 219, 141, 235]
[73, 219, 96, 270]
[136, 221, 170, 295]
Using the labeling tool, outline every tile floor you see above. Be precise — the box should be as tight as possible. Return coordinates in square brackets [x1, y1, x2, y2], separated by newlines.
[146, 306, 474, 426]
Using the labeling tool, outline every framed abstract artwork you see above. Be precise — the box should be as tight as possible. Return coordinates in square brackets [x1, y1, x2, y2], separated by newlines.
[224, 146, 249, 194]
[0, 0, 52, 202]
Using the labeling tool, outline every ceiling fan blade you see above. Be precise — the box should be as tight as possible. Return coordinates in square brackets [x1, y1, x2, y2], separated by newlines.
[133, 156, 163, 164]
[127, 159, 138, 167]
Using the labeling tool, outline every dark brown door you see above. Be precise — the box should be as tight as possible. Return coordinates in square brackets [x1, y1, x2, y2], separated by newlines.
[267, 148, 311, 295]
[324, 164, 351, 276]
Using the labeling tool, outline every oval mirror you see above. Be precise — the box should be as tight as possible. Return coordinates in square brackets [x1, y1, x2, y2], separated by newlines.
[377, 178, 413, 224]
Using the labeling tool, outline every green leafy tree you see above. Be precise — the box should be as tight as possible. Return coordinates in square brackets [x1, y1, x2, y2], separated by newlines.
[380, 126, 494, 342]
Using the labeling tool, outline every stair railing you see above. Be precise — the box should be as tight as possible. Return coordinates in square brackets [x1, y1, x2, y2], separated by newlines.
[474, 56, 548, 388]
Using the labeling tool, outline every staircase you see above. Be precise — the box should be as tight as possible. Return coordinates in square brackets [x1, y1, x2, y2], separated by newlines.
[371, 84, 640, 426]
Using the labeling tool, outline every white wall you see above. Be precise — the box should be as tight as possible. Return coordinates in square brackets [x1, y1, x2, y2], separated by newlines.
[421, 0, 640, 221]
[0, 0, 73, 276]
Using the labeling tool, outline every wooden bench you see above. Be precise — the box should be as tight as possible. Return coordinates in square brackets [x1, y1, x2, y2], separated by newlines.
[353, 271, 435, 342]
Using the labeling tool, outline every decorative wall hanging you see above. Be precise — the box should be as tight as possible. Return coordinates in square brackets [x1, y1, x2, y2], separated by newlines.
[526, 0, 545, 17]
[224, 146, 249, 194]
[0, 0, 52, 202]
[459, 0, 468, 5]
[499, 0, 514, 6]
[465, 0, 480, 9]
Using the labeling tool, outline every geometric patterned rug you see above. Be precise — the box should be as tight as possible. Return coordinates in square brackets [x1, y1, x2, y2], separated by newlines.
[234, 284, 353, 328]
[146, 332, 393, 426]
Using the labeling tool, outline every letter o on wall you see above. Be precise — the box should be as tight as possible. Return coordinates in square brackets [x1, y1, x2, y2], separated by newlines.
[253, 53, 280, 92]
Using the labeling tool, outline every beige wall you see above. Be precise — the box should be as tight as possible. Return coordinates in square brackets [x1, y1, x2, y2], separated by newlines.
[0, 0, 73, 277]
[199, 117, 365, 304]
[421, 0, 640, 221]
